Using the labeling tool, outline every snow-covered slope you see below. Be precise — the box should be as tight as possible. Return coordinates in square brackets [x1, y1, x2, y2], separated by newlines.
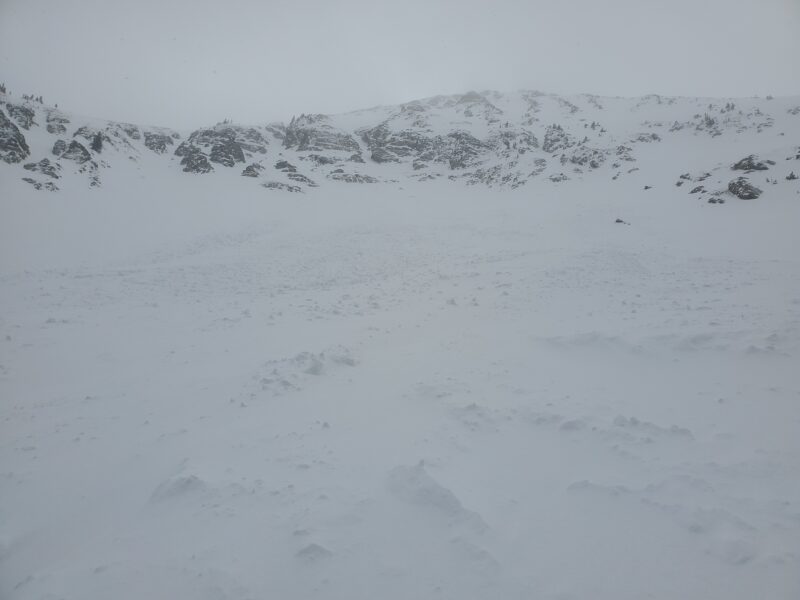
[1, 89, 800, 600]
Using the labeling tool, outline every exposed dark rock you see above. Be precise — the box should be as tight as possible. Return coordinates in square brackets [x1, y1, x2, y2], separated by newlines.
[733, 155, 769, 171]
[490, 129, 539, 154]
[46, 110, 70, 126]
[23, 158, 61, 179]
[22, 177, 58, 191]
[235, 128, 268, 154]
[348, 153, 364, 163]
[543, 124, 573, 153]
[329, 172, 378, 183]
[306, 154, 337, 166]
[265, 124, 286, 141]
[262, 181, 302, 192]
[360, 123, 488, 169]
[569, 146, 606, 169]
[52, 139, 67, 156]
[275, 160, 297, 172]
[530, 158, 547, 177]
[361, 124, 430, 162]
[46, 111, 69, 135]
[631, 133, 661, 143]
[6, 104, 35, 129]
[615, 218, 630, 225]
[144, 132, 174, 153]
[175, 125, 259, 167]
[174, 141, 196, 157]
[690, 185, 705, 194]
[180, 151, 213, 174]
[287, 172, 317, 187]
[675, 180, 684, 187]
[120, 123, 141, 140]
[427, 131, 486, 169]
[61, 140, 91, 163]
[73, 126, 111, 147]
[46, 122, 66, 134]
[241, 163, 264, 177]
[549, 173, 569, 182]
[209, 140, 245, 167]
[370, 147, 397, 164]
[644, 185, 652, 190]
[466, 165, 529, 188]
[787, 171, 798, 181]
[0, 109, 31, 163]
[728, 177, 762, 199]
[91, 132, 103, 153]
[283, 114, 359, 152]
[615, 145, 635, 162]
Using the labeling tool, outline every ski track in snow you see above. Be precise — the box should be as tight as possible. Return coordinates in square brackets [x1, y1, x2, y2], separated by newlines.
[1, 176, 800, 600]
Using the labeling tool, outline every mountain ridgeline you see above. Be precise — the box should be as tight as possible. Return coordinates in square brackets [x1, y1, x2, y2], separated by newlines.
[2, 89, 799, 200]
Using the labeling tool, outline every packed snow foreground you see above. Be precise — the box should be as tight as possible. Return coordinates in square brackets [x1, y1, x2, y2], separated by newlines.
[1, 90, 800, 599]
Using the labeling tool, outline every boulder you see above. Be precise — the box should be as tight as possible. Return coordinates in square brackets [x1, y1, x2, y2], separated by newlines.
[728, 177, 762, 199]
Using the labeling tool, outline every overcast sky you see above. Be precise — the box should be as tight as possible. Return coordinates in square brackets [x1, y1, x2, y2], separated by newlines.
[1, 0, 798, 129]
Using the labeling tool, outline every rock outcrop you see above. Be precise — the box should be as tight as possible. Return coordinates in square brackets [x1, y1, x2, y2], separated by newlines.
[732, 155, 772, 171]
[0, 109, 30, 163]
[283, 114, 360, 153]
[728, 177, 762, 199]
[175, 125, 265, 168]
[144, 131, 174, 154]
[46, 111, 70, 135]
[5, 103, 35, 129]
[23, 158, 61, 179]
[60, 140, 91, 163]
[180, 151, 213, 174]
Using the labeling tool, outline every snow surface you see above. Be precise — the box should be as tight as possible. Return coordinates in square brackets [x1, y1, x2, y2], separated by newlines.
[2, 95, 800, 600]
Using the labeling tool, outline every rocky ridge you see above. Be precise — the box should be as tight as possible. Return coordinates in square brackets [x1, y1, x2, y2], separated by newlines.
[2, 89, 799, 200]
